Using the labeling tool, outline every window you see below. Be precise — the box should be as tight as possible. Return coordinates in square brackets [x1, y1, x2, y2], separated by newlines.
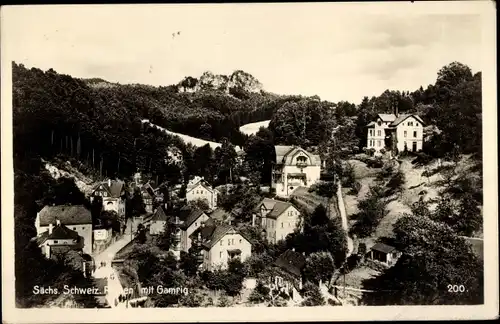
[73, 227, 76, 230]
[409, 121, 414, 126]
[54, 240, 58, 244]
[416, 122, 419, 126]
[281, 222, 284, 228]
[377, 140, 381, 147]
[404, 131, 407, 137]
[369, 129, 374, 136]
[220, 240, 223, 246]
[239, 239, 242, 243]
[201, 190, 204, 194]
[413, 131, 417, 138]
[220, 251, 223, 258]
[228, 239, 231, 245]
[377, 130, 381, 136]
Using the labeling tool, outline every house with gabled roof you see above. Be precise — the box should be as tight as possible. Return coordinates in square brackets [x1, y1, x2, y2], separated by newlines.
[272, 146, 322, 198]
[261, 249, 306, 302]
[35, 205, 93, 254]
[148, 206, 168, 235]
[186, 176, 219, 210]
[253, 198, 301, 244]
[366, 111, 425, 154]
[140, 182, 156, 214]
[33, 221, 84, 259]
[90, 179, 126, 218]
[190, 219, 252, 271]
[177, 206, 210, 252]
[369, 242, 402, 266]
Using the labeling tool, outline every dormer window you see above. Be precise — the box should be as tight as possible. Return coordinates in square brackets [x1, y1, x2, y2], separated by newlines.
[296, 156, 308, 167]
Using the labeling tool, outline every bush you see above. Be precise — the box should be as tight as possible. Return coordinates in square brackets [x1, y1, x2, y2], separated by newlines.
[385, 170, 405, 196]
[350, 181, 362, 195]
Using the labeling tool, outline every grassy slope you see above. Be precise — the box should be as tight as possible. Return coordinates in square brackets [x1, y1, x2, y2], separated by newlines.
[343, 154, 483, 247]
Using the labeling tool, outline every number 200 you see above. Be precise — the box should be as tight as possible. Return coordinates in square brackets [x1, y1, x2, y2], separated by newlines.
[447, 284, 466, 293]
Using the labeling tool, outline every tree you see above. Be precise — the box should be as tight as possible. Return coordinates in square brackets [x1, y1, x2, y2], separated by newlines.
[186, 198, 210, 212]
[156, 220, 176, 251]
[292, 204, 348, 268]
[126, 188, 146, 218]
[214, 138, 237, 184]
[244, 131, 276, 184]
[63, 250, 84, 273]
[300, 282, 326, 306]
[351, 185, 388, 238]
[303, 252, 335, 285]
[454, 193, 482, 237]
[43, 177, 86, 206]
[179, 251, 200, 277]
[99, 210, 121, 235]
[248, 280, 271, 304]
[410, 198, 431, 218]
[136, 223, 147, 244]
[362, 215, 483, 305]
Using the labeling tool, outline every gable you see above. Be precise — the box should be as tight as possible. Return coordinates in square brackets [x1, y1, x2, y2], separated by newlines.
[187, 183, 212, 194]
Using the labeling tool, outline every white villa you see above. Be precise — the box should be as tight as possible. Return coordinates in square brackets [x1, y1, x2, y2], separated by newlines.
[185, 176, 219, 210]
[271, 146, 322, 198]
[366, 113, 425, 154]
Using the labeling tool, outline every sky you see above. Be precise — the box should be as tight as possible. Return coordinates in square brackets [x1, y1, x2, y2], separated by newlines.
[3, 3, 486, 104]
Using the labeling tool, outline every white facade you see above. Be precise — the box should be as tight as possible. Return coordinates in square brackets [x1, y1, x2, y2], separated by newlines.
[394, 116, 424, 152]
[272, 146, 322, 198]
[203, 231, 252, 271]
[186, 182, 218, 210]
[366, 114, 424, 153]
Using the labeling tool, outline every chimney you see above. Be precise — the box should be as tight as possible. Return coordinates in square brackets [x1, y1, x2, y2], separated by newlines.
[108, 179, 111, 187]
[56, 218, 61, 226]
[48, 223, 53, 235]
[394, 100, 399, 117]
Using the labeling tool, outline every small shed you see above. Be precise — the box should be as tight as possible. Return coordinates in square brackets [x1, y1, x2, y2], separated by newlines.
[369, 242, 402, 266]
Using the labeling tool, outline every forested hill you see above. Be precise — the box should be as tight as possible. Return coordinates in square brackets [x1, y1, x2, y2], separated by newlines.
[77, 69, 300, 147]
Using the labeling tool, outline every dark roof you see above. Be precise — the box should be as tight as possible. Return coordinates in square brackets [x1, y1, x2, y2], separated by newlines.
[34, 231, 50, 245]
[189, 218, 217, 241]
[274, 146, 321, 166]
[178, 207, 206, 230]
[366, 121, 376, 127]
[274, 250, 306, 278]
[377, 113, 397, 122]
[150, 207, 168, 222]
[254, 198, 295, 219]
[48, 224, 80, 240]
[371, 242, 397, 254]
[200, 224, 233, 249]
[38, 205, 92, 226]
[35, 224, 80, 245]
[141, 183, 155, 197]
[389, 114, 425, 127]
[93, 180, 125, 198]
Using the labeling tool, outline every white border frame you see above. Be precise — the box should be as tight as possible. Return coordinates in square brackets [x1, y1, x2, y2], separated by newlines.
[1, 2, 498, 322]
